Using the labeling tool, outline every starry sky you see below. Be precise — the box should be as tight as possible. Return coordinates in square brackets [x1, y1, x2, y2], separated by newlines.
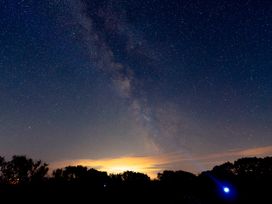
[1, 0, 272, 176]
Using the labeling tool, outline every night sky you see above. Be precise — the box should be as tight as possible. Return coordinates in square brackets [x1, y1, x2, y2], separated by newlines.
[1, 0, 272, 177]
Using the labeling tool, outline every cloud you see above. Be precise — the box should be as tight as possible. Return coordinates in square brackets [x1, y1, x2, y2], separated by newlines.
[239, 145, 272, 156]
[181, 145, 272, 171]
[194, 145, 272, 162]
[50, 145, 272, 178]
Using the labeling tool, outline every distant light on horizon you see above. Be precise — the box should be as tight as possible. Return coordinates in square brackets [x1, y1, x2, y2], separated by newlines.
[223, 186, 230, 194]
[103, 165, 142, 174]
[50, 156, 165, 178]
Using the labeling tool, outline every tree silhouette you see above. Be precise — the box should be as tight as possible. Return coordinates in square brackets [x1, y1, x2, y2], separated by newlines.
[209, 161, 236, 182]
[53, 165, 88, 183]
[158, 170, 196, 184]
[0, 155, 48, 185]
[121, 171, 150, 185]
[157, 170, 199, 203]
[52, 166, 109, 189]
[0, 156, 6, 184]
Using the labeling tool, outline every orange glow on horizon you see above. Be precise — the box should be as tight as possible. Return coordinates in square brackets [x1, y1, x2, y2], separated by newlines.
[50, 155, 170, 178]
[50, 145, 272, 178]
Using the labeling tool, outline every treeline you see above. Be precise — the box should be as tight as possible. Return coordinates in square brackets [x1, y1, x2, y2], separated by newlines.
[0, 156, 272, 203]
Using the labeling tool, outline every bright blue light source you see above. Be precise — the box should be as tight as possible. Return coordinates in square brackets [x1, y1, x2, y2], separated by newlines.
[223, 187, 230, 194]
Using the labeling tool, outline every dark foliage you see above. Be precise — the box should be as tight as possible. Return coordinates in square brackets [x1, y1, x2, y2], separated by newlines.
[0, 156, 271, 203]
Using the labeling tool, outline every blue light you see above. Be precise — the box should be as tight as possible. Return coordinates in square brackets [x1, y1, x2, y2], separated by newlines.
[223, 187, 230, 194]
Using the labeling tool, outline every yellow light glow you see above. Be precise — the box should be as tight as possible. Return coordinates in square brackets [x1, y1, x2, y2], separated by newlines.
[105, 165, 140, 173]
[50, 145, 272, 179]
[75, 156, 162, 178]
[51, 155, 176, 178]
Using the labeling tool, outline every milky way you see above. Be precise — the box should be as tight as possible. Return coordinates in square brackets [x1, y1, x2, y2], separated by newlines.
[70, 0, 165, 151]
[1, 0, 272, 173]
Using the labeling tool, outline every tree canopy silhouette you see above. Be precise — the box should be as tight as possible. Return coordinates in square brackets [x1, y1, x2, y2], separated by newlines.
[0, 155, 48, 185]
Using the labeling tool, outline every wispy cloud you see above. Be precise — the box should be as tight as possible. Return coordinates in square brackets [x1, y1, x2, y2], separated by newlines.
[181, 145, 272, 171]
[193, 145, 272, 162]
[239, 145, 272, 156]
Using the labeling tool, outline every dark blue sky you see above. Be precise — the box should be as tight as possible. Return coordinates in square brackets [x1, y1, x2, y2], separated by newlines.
[1, 0, 272, 174]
